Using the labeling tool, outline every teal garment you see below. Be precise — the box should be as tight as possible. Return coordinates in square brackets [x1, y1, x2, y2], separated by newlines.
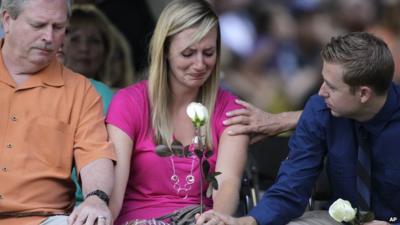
[71, 79, 114, 205]
[90, 79, 114, 114]
[71, 168, 84, 204]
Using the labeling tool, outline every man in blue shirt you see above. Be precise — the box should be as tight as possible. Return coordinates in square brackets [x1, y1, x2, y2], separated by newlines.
[197, 32, 400, 225]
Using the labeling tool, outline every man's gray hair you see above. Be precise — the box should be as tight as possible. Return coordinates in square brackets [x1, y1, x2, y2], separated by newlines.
[0, 0, 71, 23]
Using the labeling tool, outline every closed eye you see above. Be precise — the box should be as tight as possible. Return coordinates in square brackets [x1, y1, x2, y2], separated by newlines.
[204, 50, 215, 57]
[31, 23, 45, 29]
[181, 50, 194, 57]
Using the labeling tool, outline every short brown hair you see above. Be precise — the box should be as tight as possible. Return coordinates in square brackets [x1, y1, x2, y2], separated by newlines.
[321, 32, 394, 95]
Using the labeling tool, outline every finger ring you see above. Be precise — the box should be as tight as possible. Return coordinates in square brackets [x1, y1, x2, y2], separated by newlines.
[97, 216, 106, 220]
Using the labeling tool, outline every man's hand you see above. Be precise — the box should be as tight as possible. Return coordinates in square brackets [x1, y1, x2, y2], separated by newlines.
[364, 220, 391, 225]
[223, 99, 301, 144]
[195, 210, 257, 225]
[68, 196, 112, 225]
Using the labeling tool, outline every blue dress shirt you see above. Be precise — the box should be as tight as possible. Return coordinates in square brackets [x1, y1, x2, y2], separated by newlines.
[249, 83, 400, 225]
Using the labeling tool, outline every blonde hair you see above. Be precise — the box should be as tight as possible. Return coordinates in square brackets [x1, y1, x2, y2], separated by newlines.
[148, 0, 220, 148]
[67, 4, 135, 88]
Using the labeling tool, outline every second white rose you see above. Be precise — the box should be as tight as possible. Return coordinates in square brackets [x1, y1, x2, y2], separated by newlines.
[328, 198, 356, 223]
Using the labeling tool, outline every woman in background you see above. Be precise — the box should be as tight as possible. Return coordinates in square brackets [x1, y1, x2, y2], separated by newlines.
[62, 4, 135, 90]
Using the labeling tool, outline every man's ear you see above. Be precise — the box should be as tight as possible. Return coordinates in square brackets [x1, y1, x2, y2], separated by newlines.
[359, 86, 372, 103]
[2, 11, 12, 33]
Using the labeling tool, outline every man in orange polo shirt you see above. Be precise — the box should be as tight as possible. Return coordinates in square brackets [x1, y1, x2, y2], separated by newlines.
[0, 0, 116, 225]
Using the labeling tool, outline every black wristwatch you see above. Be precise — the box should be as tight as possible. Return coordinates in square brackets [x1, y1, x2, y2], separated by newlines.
[85, 189, 110, 205]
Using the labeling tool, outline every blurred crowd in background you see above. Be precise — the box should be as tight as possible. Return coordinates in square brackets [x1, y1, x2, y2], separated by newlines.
[2, 0, 399, 113]
[214, 0, 400, 113]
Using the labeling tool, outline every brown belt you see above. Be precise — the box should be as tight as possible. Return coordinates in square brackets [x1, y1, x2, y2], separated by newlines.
[0, 211, 67, 218]
[0, 201, 75, 218]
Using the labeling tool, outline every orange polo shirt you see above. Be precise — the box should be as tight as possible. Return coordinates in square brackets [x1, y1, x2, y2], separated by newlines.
[0, 45, 116, 224]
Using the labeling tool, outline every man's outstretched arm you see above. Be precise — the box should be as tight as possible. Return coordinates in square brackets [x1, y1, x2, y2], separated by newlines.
[224, 99, 301, 144]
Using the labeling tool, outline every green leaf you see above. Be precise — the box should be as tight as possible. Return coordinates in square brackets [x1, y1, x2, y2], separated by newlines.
[155, 145, 173, 157]
[210, 171, 222, 177]
[172, 139, 183, 146]
[206, 171, 222, 182]
[183, 145, 193, 157]
[203, 160, 210, 178]
[194, 149, 203, 158]
[205, 150, 213, 158]
[211, 178, 219, 190]
[172, 147, 183, 157]
[171, 141, 184, 157]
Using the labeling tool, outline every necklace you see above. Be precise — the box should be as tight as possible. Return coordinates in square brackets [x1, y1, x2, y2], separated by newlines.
[169, 155, 196, 199]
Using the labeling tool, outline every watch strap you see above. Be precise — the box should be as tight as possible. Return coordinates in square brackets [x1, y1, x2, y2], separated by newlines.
[85, 189, 110, 205]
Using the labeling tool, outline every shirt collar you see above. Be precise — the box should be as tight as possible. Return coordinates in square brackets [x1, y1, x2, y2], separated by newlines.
[360, 83, 400, 136]
[34, 58, 65, 87]
[0, 38, 64, 89]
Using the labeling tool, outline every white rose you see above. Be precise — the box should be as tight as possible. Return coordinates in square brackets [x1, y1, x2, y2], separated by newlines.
[186, 102, 208, 128]
[329, 198, 356, 223]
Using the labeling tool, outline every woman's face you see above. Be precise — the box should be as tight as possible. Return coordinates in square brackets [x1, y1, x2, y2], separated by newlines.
[167, 26, 218, 91]
[63, 24, 106, 78]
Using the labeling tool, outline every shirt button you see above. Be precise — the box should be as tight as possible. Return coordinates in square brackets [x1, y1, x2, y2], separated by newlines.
[6, 144, 12, 149]
[10, 115, 17, 121]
